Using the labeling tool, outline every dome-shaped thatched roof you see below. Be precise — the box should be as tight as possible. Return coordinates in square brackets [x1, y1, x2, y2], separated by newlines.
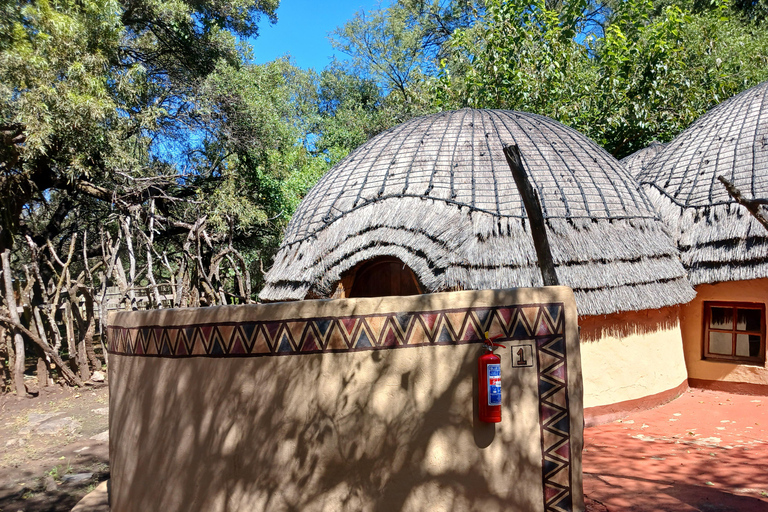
[620, 141, 667, 177]
[261, 109, 694, 315]
[637, 81, 768, 286]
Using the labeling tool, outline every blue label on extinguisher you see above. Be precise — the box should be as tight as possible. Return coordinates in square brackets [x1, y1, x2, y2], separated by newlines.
[487, 364, 501, 406]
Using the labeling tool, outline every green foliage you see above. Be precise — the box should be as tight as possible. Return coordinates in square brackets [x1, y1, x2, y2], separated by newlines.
[0, 0, 281, 220]
[330, 0, 481, 106]
[313, 61, 403, 165]
[440, 0, 595, 117]
[588, 0, 768, 155]
[429, 0, 768, 158]
[195, 58, 329, 237]
[1, 0, 123, 178]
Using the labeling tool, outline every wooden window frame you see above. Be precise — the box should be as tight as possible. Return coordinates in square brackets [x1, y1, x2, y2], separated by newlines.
[702, 301, 766, 365]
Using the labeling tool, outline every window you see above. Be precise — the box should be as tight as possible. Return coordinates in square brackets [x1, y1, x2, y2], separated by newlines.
[703, 302, 766, 365]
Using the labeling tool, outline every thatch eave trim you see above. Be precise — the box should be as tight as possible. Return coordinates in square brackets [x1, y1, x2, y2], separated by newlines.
[643, 185, 768, 285]
[282, 195, 659, 249]
[639, 182, 745, 209]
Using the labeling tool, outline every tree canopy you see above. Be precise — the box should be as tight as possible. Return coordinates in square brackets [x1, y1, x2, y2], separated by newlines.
[2, 0, 768, 394]
[0, 0, 331, 394]
[329, 0, 768, 158]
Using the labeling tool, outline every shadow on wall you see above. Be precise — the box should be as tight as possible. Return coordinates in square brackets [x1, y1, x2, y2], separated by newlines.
[579, 306, 681, 343]
[110, 342, 543, 511]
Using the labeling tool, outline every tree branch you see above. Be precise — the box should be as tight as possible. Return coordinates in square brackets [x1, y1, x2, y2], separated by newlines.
[718, 175, 768, 232]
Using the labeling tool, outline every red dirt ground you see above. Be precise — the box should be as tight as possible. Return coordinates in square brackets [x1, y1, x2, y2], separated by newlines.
[583, 388, 768, 511]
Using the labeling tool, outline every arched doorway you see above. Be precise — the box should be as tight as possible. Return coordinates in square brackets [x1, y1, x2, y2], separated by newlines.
[343, 257, 423, 298]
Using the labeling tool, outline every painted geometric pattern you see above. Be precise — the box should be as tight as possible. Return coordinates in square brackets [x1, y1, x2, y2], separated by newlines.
[107, 302, 572, 511]
[107, 303, 565, 358]
[538, 334, 572, 512]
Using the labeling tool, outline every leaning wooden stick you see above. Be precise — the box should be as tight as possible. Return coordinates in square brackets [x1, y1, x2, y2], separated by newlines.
[718, 175, 768, 232]
[503, 144, 559, 286]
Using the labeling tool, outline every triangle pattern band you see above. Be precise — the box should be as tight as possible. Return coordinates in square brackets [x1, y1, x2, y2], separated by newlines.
[107, 303, 564, 359]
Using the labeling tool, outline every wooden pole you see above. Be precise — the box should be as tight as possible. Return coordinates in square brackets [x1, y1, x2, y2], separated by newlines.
[503, 144, 559, 286]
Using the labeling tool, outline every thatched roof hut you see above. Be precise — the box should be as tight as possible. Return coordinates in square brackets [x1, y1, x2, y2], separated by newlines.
[620, 141, 667, 177]
[637, 81, 768, 286]
[261, 109, 694, 315]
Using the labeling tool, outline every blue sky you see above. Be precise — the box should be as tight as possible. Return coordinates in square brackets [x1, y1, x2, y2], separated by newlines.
[251, 0, 386, 71]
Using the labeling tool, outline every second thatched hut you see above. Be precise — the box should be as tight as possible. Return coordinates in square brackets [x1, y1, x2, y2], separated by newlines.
[637, 80, 768, 394]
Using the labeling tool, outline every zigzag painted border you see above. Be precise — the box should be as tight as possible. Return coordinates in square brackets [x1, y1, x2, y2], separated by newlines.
[537, 334, 573, 512]
[107, 302, 573, 511]
[107, 303, 565, 358]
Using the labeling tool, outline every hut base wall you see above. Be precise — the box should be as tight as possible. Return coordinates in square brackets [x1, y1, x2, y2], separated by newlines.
[584, 380, 688, 427]
[579, 307, 687, 409]
[107, 288, 584, 512]
[681, 279, 768, 388]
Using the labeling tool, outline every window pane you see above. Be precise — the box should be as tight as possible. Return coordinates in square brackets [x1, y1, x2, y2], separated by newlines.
[709, 332, 733, 355]
[736, 334, 750, 356]
[736, 308, 761, 332]
[735, 334, 761, 358]
[710, 307, 732, 329]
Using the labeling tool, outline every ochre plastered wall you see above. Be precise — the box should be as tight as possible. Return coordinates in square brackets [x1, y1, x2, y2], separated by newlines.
[108, 288, 583, 512]
[579, 307, 687, 409]
[681, 279, 768, 387]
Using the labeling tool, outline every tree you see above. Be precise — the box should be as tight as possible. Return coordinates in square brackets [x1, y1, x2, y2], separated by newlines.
[432, 0, 768, 158]
[0, 0, 336, 395]
[313, 61, 403, 165]
[330, 0, 482, 109]
[1, 0, 280, 250]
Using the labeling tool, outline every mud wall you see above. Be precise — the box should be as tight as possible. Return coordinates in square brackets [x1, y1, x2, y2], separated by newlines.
[108, 287, 583, 512]
[580, 306, 688, 410]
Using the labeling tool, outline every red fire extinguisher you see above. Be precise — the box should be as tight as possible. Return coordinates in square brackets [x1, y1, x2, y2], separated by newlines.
[478, 332, 505, 423]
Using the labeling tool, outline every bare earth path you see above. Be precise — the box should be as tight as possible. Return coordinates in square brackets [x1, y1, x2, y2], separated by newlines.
[0, 385, 109, 512]
[584, 388, 768, 511]
[1, 384, 766, 512]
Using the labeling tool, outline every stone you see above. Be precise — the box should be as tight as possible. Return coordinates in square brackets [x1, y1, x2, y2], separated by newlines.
[91, 407, 109, 416]
[35, 417, 81, 435]
[43, 475, 58, 492]
[27, 413, 57, 426]
[71, 480, 110, 512]
[62, 473, 93, 484]
[91, 371, 105, 382]
[90, 430, 109, 442]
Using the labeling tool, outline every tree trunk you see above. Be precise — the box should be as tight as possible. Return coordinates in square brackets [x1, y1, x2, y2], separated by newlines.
[31, 308, 53, 387]
[36, 351, 48, 389]
[73, 285, 100, 373]
[120, 217, 137, 309]
[146, 201, 164, 308]
[0, 324, 10, 392]
[77, 338, 90, 382]
[0, 313, 84, 386]
[503, 145, 559, 286]
[68, 298, 91, 382]
[64, 301, 77, 374]
[718, 175, 768, 232]
[1, 248, 26, 396]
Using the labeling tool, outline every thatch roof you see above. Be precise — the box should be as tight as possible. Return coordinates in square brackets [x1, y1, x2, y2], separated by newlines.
[637, 81, 768, 286]
[620, 142, 667, 177]
[261, 109, 694, 315]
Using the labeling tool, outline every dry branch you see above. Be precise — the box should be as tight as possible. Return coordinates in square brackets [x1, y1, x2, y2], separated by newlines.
[0, 313, 84, 387]
[717, 175, 768, 232]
